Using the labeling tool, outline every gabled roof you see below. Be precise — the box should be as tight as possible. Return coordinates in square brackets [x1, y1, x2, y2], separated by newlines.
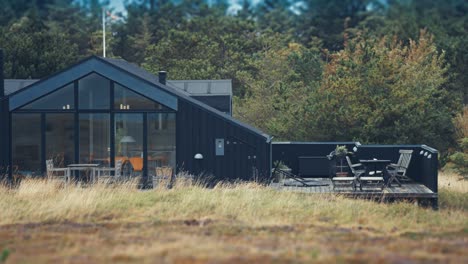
[6, 56, 269, 139]
[8, 56, 178, 110]
[167, 80, 232, 96]
[4, 78, 232, 96]
[99, 57, 268, 139]
[4, 79, 39, 95]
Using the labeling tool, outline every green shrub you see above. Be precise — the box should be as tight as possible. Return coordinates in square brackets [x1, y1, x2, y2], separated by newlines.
[449, 137, 468, 178]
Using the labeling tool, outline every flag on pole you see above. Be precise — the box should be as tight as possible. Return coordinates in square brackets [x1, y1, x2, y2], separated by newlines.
[106, 10, 122, 21]
[102, 9, 122, 57]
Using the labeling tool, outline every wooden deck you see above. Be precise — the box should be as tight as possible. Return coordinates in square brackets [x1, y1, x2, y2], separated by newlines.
[270, 178, 437, 200]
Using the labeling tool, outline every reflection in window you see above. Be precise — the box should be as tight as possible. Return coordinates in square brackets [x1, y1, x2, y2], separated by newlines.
[12, 114, 42, 177]
[78, 73, 110, 109]
[46, 114, 74, 167]
[21, 83, 74, 110]
[114, 83, 170, 110]
[148, 113, 176, 179]
[115, 114, 144, 178]
[79, 113, 110, 165]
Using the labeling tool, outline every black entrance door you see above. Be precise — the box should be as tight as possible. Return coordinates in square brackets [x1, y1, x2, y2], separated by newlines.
[226, 137, 257, 181]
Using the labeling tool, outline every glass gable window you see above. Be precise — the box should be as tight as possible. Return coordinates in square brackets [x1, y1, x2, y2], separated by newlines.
[114, 83, 171, 110]
[21, 83, 74, 110]
[79, 73, 110, 109]
[11, 69, 178, 180]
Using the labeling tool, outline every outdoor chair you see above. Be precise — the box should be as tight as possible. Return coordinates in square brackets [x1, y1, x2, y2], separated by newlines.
[46, 159, 70, 182]
[96, 159, 123, 183]
[346, 156, 366, 178]
[355, 158, 385, 191]
[386, 149, 413, 187]
[153, 166, 174, 188]
[329, 156, 358, 191]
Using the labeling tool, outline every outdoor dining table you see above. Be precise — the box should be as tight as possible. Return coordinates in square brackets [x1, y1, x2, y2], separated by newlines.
[67, 164, 100, 183]
[359, 159, 392, 183]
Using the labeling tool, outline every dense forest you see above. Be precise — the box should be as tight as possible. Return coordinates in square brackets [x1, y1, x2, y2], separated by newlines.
[0, 0, 467, 159]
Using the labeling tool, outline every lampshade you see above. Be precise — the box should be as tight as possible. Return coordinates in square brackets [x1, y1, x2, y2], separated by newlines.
[120, 136, 136, 143]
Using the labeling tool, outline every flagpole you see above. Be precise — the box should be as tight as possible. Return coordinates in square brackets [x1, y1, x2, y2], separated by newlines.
[102, 7, 106, 57]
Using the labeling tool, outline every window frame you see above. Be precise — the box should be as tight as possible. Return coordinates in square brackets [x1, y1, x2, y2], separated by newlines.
[10, 73, 177, 181]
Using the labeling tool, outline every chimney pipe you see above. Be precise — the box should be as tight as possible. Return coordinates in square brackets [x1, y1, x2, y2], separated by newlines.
[158, 71, 167, 85]
[0, 49, 4, 98]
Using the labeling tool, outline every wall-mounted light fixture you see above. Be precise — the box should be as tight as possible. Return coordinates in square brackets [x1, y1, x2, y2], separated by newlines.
[194, 153, 203, 160]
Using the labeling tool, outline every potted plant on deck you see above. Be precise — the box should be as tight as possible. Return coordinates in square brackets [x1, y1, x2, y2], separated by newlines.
[333, 145, 351, 177]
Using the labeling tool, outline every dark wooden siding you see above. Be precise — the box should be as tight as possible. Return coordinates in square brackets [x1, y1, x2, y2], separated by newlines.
[191, 95, 231, 115]
[176, 100, 270, 183]
[0, 98, 10, 177]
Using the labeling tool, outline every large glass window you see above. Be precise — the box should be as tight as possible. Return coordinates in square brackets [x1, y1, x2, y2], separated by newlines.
[12, 114, 42, 176]
[21, 83, 74, 110]
[148, 113, 176, 179]
[46, 114, 74, 167]
[114, 83, 170, 110]
[78, 73, 110, 109]
[11, 71, 178, 181]
[79, 113, 110, 165]
[115, 114, 144, 178]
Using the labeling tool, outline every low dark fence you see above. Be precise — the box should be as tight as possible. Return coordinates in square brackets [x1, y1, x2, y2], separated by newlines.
[272, 142, 358, 177]
[272, 142, 438, 193]
[355, 144, 438, 193]
[420, 145, 438, 193]
[355, 144, 422, 183]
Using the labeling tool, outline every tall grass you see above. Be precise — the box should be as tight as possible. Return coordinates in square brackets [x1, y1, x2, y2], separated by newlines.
[438, 171, 468, 211]
[0, 173, 466, 234]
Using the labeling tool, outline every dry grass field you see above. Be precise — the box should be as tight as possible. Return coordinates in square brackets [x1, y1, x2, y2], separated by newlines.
[0, 172, 467, 263]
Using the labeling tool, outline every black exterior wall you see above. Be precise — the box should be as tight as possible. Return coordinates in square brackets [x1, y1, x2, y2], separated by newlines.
[0, 98, 10, 179]
[191, 95, 231, 115]
[176, 100, 270, 183]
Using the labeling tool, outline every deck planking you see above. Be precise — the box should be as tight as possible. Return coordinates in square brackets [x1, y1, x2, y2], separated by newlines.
[271, 178, 437, 199]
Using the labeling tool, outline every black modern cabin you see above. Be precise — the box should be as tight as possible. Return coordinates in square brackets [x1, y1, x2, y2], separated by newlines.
[0, 55, 271, 184]
[0, 52, 440, 207]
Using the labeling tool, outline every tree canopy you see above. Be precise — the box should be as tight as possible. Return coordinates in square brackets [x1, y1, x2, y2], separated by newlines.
[0, 0, 466, 153]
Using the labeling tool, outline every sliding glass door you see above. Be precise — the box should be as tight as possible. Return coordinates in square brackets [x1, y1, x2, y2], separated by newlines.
[11, 114, 42, 176]
[46, 113, 74, 167]
[79, 113, 110, 165]
[115, 113, 144, 178]
[147, 113, 176, 179]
